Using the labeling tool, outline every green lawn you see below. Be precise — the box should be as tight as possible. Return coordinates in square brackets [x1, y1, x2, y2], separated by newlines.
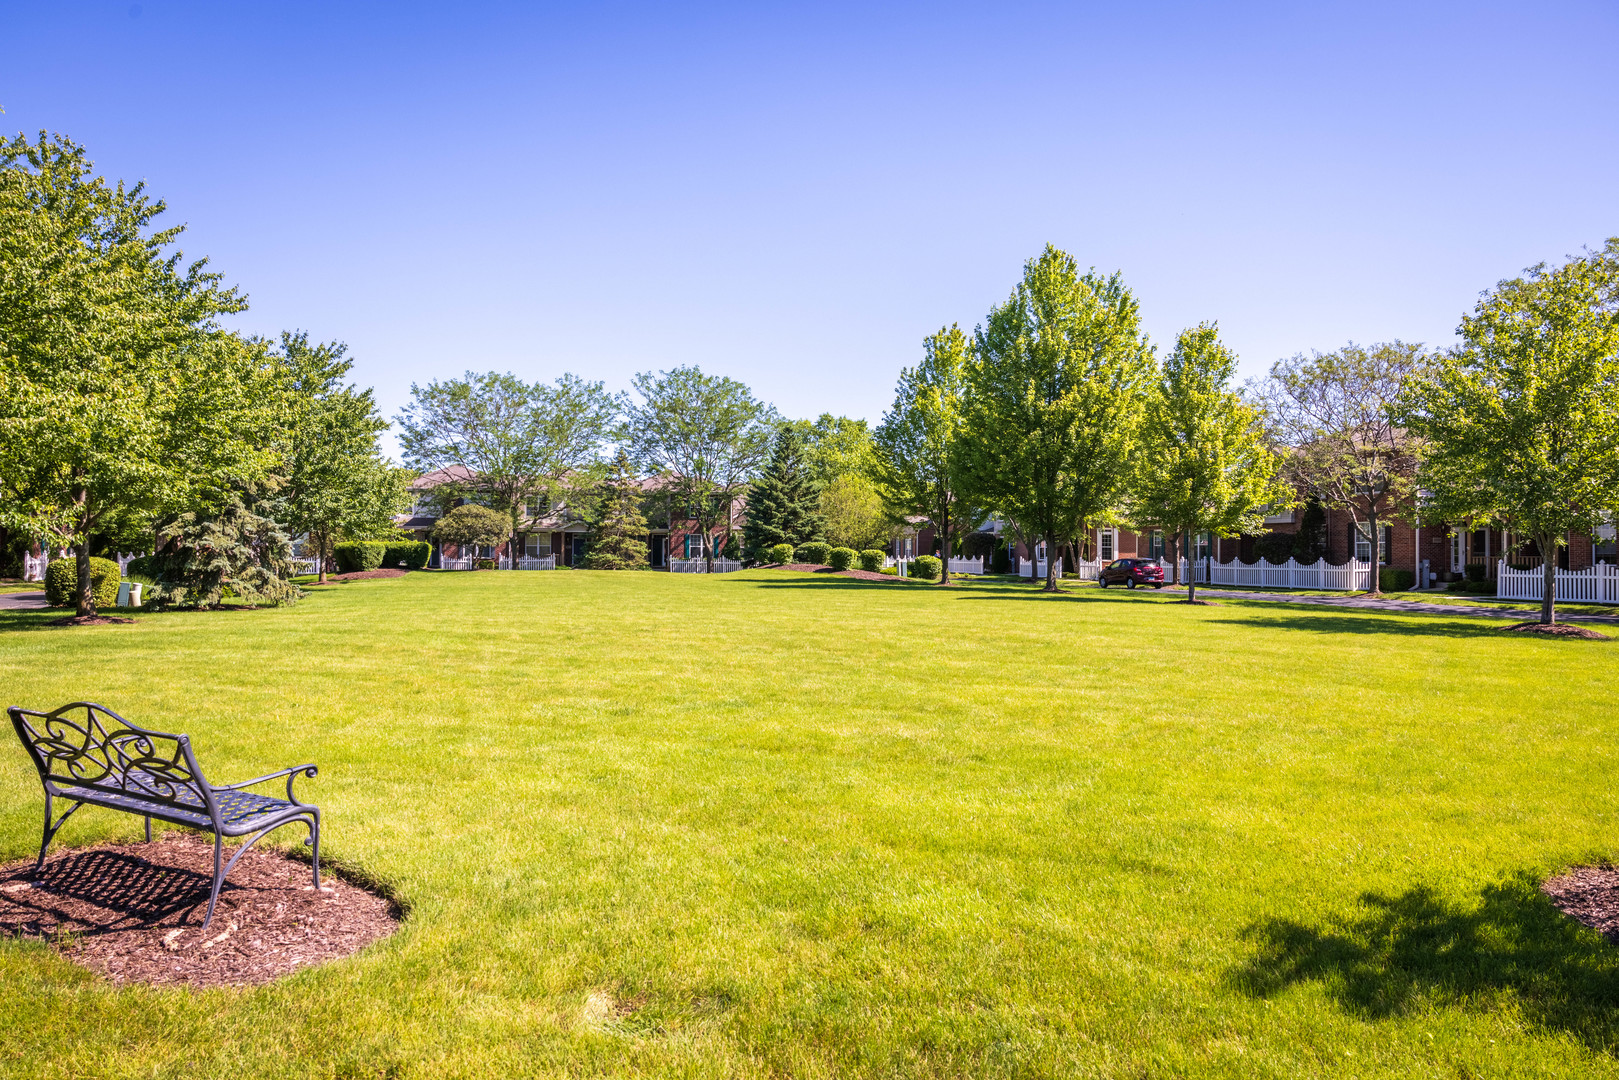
[2, 569, 1617, 1078]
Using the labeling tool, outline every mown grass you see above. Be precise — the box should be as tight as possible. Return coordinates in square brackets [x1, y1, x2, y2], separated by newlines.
[1, 569, 1617, 1079]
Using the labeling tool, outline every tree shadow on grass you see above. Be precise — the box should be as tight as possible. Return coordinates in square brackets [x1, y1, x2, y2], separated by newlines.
[1229, 878, 1619, 1053]
[1201, 612, 1562, 640]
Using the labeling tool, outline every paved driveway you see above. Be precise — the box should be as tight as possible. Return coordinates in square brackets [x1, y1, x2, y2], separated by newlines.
[0, 591, 48, 610]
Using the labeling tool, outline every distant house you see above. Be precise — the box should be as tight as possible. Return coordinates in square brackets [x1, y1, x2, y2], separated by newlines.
[397, 468, 747, 568]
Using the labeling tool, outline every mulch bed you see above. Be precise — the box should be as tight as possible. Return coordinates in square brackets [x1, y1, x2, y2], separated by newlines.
[314, 568, 408, 583]
[0, 833, 398, 987]
[1503, 620, 1610, 639]
[47, 614, 136, 626]
[1543, 866, 1619, 942]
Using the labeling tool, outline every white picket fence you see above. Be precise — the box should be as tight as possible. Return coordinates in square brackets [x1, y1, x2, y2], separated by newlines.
[669, 558, 743, 574]
[1184, 556, 1373, 590]
[1497, 559, 1619, 603]
[946, 556, 984, 575]
[24, 550, 146, 581]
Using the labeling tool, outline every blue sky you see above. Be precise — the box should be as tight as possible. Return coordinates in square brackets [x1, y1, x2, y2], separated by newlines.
[4, 2, 1616, 457]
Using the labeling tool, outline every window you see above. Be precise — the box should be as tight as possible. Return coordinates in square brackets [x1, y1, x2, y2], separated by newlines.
[1597, 524, 1617, 564]
[1471, 530, 1486, 556]
[1351, 525, 1391, 564]
[525, 536, 551, 558]
[1150, 530, 1164, 560]
[1196, 532, 1212, 561]
[1099, 531, 1115, 561]
[684, 535, 708, 558]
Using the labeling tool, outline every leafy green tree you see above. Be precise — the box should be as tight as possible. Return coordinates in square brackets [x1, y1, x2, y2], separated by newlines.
[271, 332, 409, 582]
[957, 246, 1156, 592]
[621, 366, 778, 571]
[398, 371, 619, 560]
[1256, 342, 1422, 595]
[742, 427, 825, 558]
[1398, 248, 1619, 625]
[583, 454, 651, 570]
[1130, 324, 1288, 602]
[148, 500, 302, 610]
[818, 473, 892, 552]
[431, 504, 511, 561]
[0, 133, 272, 617]
[871, 325, 981, 585]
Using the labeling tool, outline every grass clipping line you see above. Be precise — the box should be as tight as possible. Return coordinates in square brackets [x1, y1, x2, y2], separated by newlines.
[0, 832, 398, 986]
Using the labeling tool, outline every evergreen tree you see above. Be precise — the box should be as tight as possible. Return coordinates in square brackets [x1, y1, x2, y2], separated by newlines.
[742, 427, 825, 559]
[583, 454, 650, 570]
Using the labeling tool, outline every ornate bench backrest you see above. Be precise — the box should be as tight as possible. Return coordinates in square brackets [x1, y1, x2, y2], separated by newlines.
[8, 702, 215, 820]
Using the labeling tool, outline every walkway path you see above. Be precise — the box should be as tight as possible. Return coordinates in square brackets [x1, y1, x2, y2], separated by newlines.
[1164, 586, 1619, 624]
[0, 591, 48, 610]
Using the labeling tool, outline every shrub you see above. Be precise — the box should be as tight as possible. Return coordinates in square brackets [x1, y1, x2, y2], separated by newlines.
[880, 566, 898, 576]
[767, 543, 795, 565]
[123, 554, 159, 580]
[1463, 562, 1487, 583]
[1254, 531, 1295, 565]
[475, 557, 498, 570]
[991, 543, 1012, 575]
[909, 555, 942, 581]
[334, 541, 387, 573]
[722, 533, 741, 561]
[1379, 567, 1415, 592]
[45, 556, 121, 609]
[382, 541, 432, 570]
[858, 549, 885, 572]
[828, 547, 857, 571]
[795, 541, 831, 565]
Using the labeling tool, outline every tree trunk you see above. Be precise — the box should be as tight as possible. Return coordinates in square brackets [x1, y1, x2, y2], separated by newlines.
[1044, 534, 1060, 592]
[939, 517, 952, 585]
[1185, 529, 1197, 603]
[75, 539, 94, 617]
[1540, 532, 1557, 625]
[316, 529, 328, 583]
[1364, 512, 1381, 595]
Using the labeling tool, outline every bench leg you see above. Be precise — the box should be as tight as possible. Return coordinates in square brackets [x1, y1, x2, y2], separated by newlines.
[35, 793, 83, 875]
[144, 815, 151, 843]
[203, 834, 225, 931]
[308, 810, 321, 890]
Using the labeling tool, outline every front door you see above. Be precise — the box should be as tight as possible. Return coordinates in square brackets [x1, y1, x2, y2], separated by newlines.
[570, 535, 587, 566]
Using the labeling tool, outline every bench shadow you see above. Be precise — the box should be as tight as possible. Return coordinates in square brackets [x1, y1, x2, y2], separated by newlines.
[1228, 878, 1619, 1052]
[1, 849, 209, 933]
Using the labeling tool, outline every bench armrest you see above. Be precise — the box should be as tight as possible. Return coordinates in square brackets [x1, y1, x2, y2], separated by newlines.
[215, 764, 318, 803]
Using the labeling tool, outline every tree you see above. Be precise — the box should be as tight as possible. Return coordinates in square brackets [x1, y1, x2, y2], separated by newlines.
[871, 325, 981, 585]
[957, 245, 1157, 592]
[621, 366, 778, 571]
[271, 332, 409, 582]
[148, 500, 302, 610]
[818, 473, 892, 552]
[398, 371, 619, 560]
[431, 504, 510, 560]
[1256, 342, 1422, 596]
[0, 133, 272, 617]
[741, 426, 825, 559]
[582, 454, 650, 570]
[1130, 324, 1289, 602]
[1398, 248, 1619, 625]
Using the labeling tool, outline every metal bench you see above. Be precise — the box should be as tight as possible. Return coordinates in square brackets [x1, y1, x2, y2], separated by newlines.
[8, 701, 321, 929]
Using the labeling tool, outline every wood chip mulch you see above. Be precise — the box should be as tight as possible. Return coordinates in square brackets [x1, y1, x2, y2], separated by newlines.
[47, 614, 137, 625]
[1544, 866, 1619, 942]
[315, 568, 409, 583]
[0, 833, 398, 986]
[1503, 620, 1610, 639]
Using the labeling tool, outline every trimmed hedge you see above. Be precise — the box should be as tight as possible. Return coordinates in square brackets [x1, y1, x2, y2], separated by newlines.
[1463, 562, 1487, 583]
[45, 556, 121, 609]
[991, 543, 1011, 575]
[795, 541, 831, 565]
[334, 541, 387, 573]
[123, 554, 159, 581]
[909, 555, 942, 581]
[767, 543, 795, 565]
[383, 541, 432, 570]
[1378, 567, 1415, 592]
[858, 549, 885, 572]
[828, 547, 857, 571]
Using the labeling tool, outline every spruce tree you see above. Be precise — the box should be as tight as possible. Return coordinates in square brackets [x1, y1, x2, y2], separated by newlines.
[742, 427, 825, 559]
[582, 454, 650, 570]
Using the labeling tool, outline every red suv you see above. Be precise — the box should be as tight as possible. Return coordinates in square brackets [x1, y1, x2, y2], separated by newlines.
[1098, 558, 1165, 589]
